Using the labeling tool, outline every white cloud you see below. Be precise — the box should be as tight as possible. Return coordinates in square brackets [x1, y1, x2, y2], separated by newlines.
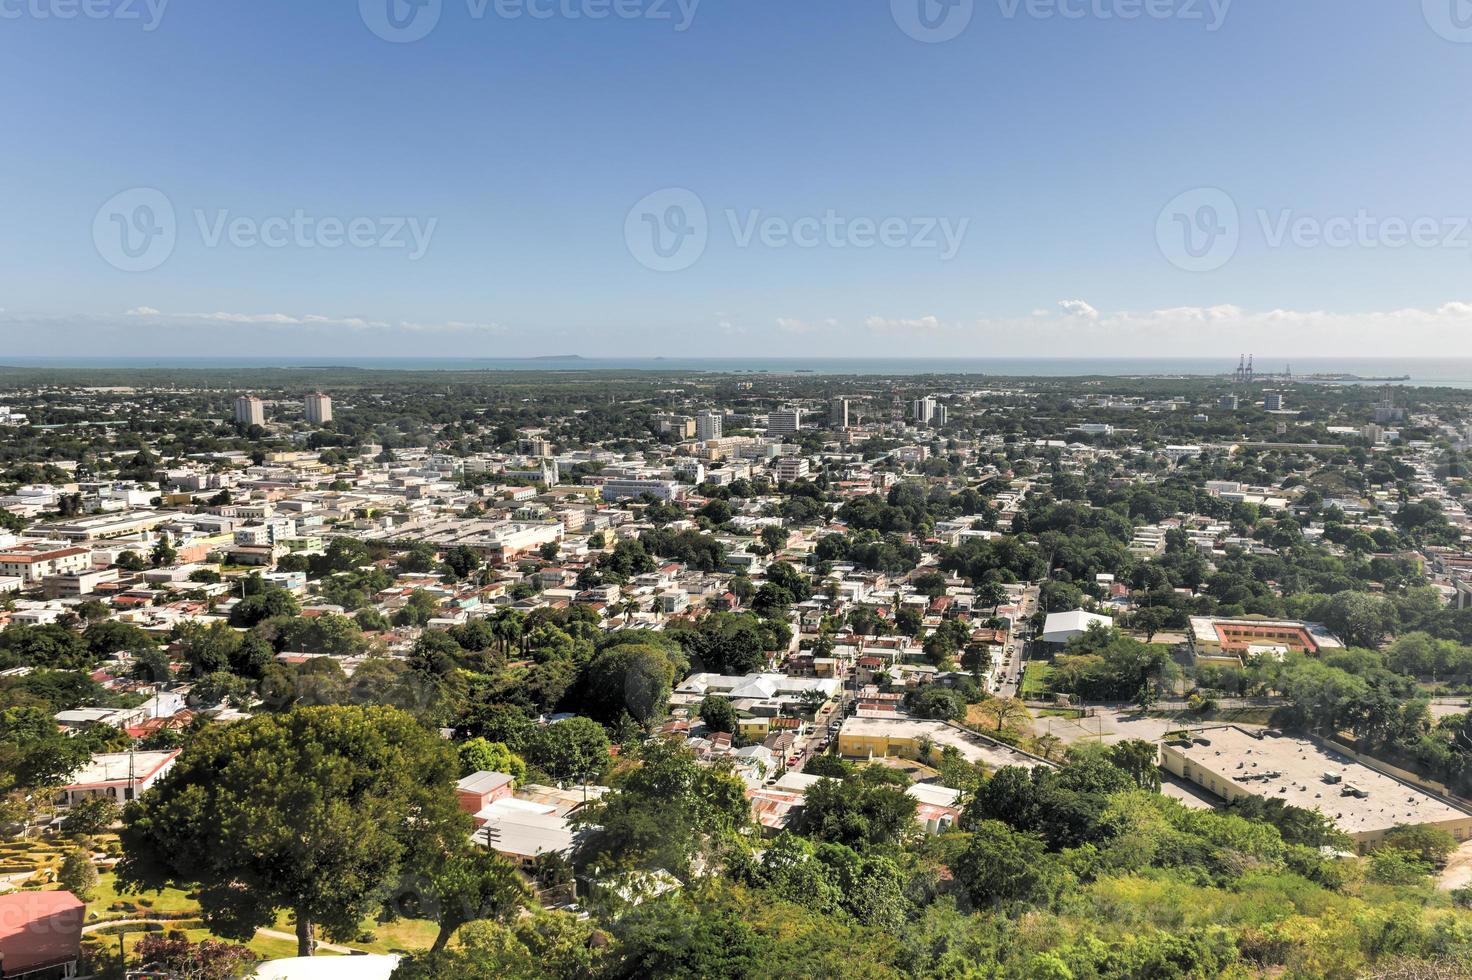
[1058, 299, 1100, 320]
[863, 314, 943, 334]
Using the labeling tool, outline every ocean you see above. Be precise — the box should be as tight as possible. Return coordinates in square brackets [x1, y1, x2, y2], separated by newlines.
[2, 356, 1470, 387]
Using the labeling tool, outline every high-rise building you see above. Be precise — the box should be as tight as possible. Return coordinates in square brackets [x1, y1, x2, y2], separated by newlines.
[910, 397, 935, 424]
[829, 397, 850, 429]
[696, 412, 723, 442]
[234, 395, 265, 427]
[932, 404, 948, 427]
[1264, 392, 1284, 411]
[767, 409, 802, 437]
[1219, 394, 1239, 411]
[305, 392, 333, 425]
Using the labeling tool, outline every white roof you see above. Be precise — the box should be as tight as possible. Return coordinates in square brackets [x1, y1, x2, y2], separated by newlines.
[1041, 609, 1113, 643]
[253, 955, 400, 980]
[907, 782, 962, 808]
[456, 770, 514, 795]
[474, 800, 577, 858]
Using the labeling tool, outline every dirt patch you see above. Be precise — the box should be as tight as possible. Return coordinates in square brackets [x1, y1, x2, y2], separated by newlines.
[1439, 840, 1472, 892]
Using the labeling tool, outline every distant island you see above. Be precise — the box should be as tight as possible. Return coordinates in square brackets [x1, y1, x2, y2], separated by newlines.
[527, 354, 587, 362]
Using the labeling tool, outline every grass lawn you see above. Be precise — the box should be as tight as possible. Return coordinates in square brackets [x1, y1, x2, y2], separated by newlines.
[85, 870, 200, 921]
[1021, 662, 1053, 699]
[269, 907, 441, 955]
[84, 921, 336, 972]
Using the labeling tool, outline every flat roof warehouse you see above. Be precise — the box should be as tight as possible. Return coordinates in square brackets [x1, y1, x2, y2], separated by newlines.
[1160, 726, 1472, 846]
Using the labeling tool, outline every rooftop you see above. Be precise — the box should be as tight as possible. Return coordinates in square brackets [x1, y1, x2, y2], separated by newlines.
[1163, 726, 1472, 838]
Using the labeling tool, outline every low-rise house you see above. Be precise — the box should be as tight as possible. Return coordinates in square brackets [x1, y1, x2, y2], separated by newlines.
[456, 770, 515, 815]
[59, 749, 179, 806]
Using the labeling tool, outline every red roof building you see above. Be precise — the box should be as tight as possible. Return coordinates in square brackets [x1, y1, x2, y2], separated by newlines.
[0, 890, 85, 978]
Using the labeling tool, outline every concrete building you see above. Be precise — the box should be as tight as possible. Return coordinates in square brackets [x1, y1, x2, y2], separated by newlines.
[911, 397, 936, 424]
[43, 567, 119, 599]
[766, 409, 802, 437]
[830, 397, 850, 428]
[1264, 392, 1284, 411]
[305, 392, 333, 425]
[235, 395, 265, 427]
[0, 543, 91, 585]
[27, 510, 169, 542]
[696, 412, 723, 442]
[773, 456, 811, 482]
[1187, 616, 1341, 665]
[1159, 727, 1472, 847]
[59, 749, 180, 806]
[837, 716, 1051, 771]
[600, 478, 684, 503]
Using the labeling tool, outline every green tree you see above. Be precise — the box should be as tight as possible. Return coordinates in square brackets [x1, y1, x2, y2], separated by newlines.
[59, 848, 98, 902]
[119, 705, 468, 957]
[951, 820, 1059, 909]
[698, 695, 738, 734]
[457, 738, 528, 785]
[575, 738, 749, 878]
[525, 717, 611, 785]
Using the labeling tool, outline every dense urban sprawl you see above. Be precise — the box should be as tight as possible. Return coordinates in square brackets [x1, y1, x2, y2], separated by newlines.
[3, 366, 1472, 978]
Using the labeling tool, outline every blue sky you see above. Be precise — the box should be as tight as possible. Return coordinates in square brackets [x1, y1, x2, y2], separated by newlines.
[4, 0, 1472, 358]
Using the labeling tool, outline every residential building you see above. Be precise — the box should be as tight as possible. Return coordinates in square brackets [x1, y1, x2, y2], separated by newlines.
[911, 397, 935, 424]
[59, 749, 180, 806]
[305, 392, 333, 425]
[829, 397, 850, 428]
[696, 412, 723, 442]
[234, 395, 265, 427]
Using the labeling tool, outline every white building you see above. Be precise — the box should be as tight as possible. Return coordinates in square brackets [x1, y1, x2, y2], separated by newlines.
[766, 409, 802, 437]
[696, 412, 723, 442]
[305, 392, 333, 425]
[773, 457, 810, 482]
[234, 395, 265, 427]
[1040, 609, 1114, 646]
[0, 543, 92, 585]
[601, 479, 684, 503]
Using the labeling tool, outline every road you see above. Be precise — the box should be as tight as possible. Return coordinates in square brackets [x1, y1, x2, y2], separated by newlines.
[994, 583, 1039, 699]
